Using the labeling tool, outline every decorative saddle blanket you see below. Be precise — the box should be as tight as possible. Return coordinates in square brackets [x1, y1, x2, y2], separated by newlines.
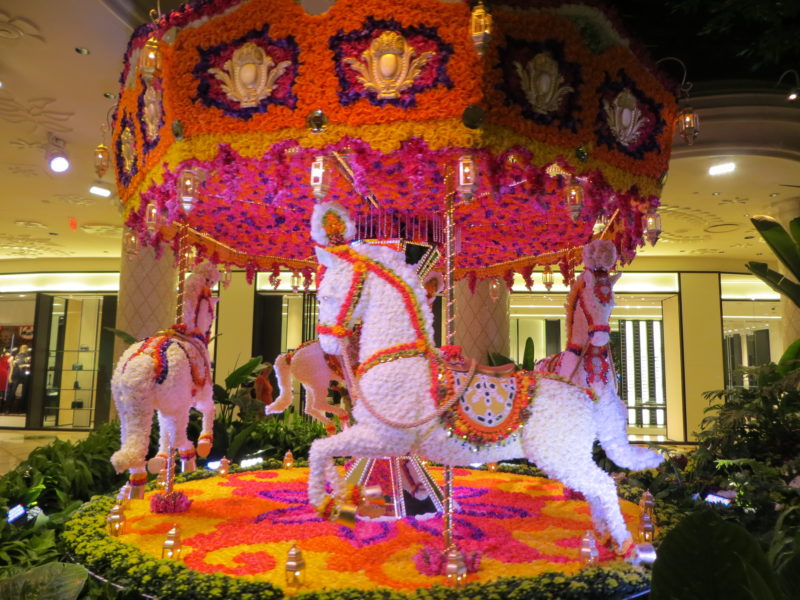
[438, 367, 538, 448]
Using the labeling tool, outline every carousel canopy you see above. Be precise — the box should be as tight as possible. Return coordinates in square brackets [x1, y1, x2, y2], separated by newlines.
[114, 0, 677, 285]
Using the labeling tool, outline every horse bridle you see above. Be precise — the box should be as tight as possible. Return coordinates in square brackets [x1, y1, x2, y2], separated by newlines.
[316, 262, 367, 339]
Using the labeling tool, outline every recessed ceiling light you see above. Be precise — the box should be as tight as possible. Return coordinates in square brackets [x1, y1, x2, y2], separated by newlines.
[103, 92, 117, 99]
[709, 162, 736, 176]
[711, 192, 720, 196]
[89, 181, 113, 197]
[769, 192, 779, 197]
[0, 80, 3, 89]
[75, 47, 90, 55]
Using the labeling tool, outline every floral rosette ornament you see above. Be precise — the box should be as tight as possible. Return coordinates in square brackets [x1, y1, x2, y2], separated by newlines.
[113, 0, 677, 282]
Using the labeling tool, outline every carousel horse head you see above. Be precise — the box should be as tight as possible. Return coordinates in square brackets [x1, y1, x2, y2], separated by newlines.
[575, 240, 621, 347]
[182, 261, 220, 338]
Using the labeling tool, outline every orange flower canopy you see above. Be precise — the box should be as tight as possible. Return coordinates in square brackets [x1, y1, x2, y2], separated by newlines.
[114, 0, 677, 283]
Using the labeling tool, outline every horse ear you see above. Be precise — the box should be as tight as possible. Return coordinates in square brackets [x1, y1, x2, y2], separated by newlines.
[315, 246, 337, 268]
[610, 271, 622, 285]
[422, 271, 444, 305]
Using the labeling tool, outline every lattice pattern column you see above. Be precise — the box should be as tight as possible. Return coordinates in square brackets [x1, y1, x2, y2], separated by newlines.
[114, 245, 177, 362]
[453, 278, 509, 363]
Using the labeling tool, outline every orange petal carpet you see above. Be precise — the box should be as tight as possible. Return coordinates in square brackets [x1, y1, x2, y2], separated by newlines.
[119, 467, 639, 592]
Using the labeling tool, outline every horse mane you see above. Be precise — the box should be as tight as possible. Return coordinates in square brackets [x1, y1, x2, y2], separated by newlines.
[564, 273, 586, 342]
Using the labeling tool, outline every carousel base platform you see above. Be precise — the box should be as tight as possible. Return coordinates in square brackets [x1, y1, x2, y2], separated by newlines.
[65, 466, 651, 599]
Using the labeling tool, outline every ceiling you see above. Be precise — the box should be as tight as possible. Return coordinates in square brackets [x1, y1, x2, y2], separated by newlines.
[0, 0, 798, 264]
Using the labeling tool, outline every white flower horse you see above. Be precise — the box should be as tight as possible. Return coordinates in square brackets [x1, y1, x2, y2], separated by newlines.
[537, 240, 662, 471]
[110, 261, 219, 498]
[307, 203, 647, 553]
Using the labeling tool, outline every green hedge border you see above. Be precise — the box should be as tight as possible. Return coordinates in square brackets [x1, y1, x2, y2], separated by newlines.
[63, 463, 652, 600]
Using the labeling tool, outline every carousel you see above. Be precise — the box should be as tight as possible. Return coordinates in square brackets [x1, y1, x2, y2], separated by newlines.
[64, 0, 689, 597]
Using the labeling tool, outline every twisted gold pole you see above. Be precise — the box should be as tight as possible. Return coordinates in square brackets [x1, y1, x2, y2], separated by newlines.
[175, 226, 188, 323]
[443, 171, 456, 552]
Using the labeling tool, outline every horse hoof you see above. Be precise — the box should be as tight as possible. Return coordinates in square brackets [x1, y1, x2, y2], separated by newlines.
[147, 455, 167, 474]
[197, 439, 212, 458]
[618, 538, 635, 558]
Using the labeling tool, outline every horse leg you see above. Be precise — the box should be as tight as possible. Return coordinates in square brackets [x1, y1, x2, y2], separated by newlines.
[146, 410, 171, 474]
[169, 408, 197, 472]
[522, 381, 632, 553]
[307, 424, 413, 508]
[595, 389, 662, 470]
[264, 351, 293, 415]
[304, 383, 335, 432]
[195, 387, 214, 458]
[110, 388, 153, 499]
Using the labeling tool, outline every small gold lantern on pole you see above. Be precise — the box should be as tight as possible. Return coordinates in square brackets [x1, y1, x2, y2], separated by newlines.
[542, 265, 554, 292]
[579, 530, 599, 564]
[444, 547, 467, 587]
[285, 544, 306, 587]
[283, 450, 295, 469]
[161, 524, 182, 560]
[457, 155, 477, 202]
[470, 1, 492, 56]
[219, 456, 231, 475]
[139, 36, 163, 83]
[106, 500, 126, 537]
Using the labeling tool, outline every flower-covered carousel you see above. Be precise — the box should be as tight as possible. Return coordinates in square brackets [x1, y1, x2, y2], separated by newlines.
[65, 0, 682, 597]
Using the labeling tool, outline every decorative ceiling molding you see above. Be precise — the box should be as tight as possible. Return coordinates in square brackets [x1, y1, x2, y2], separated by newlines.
[5, 163, 42, 177]
[44, 194, 93, 206]
[0, 10, 45, 43]
[0, 234, 68, 257]
[80, 223, 123, 237]
[15, 220, 47, 230]
[9, 138, 44, 151]
[0, 97, 74, 133]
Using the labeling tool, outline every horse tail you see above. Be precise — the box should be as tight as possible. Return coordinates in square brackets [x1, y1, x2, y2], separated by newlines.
[265, 351, 294, 414]
[593, 390, 663, 471]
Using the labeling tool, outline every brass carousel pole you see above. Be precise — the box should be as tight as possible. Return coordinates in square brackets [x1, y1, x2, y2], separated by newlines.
[175, 226, 188, 324]
[442, 171, 457, 553]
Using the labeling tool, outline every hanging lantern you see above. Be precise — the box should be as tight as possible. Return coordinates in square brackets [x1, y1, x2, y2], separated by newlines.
[579, 530, 599, 564]
[639, 510, 655, 543]
[310, 155, 330, 200]
[565, 176, 584, 222]
[457, 155, 477, 202]
[106, 500, 126, 536]
[290, 272, 301, 293]
[542, 266, 554, 291]
[220, 265, 232, 289]
[470, 1, 492, 55]
[219, 456, 231, 475]
[283, 450, 295, 469]
[94, 143, 111, 178]
[145, 203, 160, 232]
[178, 168, 204, 213]
[643, 208, 662, 246]
[677, 105, 699, 145]
[161, 524, 182, 559]
[285, 545, 306, 587]
[592, 213, 608, 236]
[445, 547, 467, 587]
[488, 278, 501, 301]
[123, 230, 139, 260]
[139, 36, 163, 83]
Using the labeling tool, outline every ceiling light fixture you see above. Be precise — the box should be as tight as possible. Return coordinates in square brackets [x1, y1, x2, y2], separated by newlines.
[45, 133, 70, 173]
[75, 47, 90, 55]
[776, 70, 799, 101]
[89, 180, 113, 198]
[656, 57, 699, 145]
[708, 162, 736, 176]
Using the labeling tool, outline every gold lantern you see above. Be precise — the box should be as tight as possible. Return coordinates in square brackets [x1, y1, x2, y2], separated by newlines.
[219, 456, 231, 475]
[677, 105, 699, 145]
[487, 462, 498, 472]
[310, 155, 330, 200]
[94, 143, 111, 178]
[444, 547, 467, 587]
[161, 524, 182, 559]
[123, 230, 139, 260]
[457, 155, 477, 202]
[488, 278, 501, 301]
[643, 207, 661, 246]
[106, 500, 126, 536]
[283, 450, 295, 469]
[579, 530, 599, 564]
[565, 176, 584, 222]
[116, 482, 132, 509]
[290, 271, 301, 293]
[178, 168, 204, 213]
[639, 511, 655, 543]
[145, 203, 160, 232]
[220, 265, 232, 289]
[542, 266, 554, 292]
[470, 1, 492, 55]
[285, 544, 306, 587]
[139, 36, 163, 83]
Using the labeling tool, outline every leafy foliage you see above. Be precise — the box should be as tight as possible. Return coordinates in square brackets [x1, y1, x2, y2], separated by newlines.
[0, 562, 87, 600]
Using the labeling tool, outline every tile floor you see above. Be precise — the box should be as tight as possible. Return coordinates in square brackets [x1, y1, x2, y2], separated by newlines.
[0, 429, 89, 475]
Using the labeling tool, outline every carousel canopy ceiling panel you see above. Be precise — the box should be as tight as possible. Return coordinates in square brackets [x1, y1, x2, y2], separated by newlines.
[113, 0, 678, 283]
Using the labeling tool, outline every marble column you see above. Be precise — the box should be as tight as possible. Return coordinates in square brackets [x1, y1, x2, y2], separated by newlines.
[453, 277, 510, 363]
[113, 245, 178, 363]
